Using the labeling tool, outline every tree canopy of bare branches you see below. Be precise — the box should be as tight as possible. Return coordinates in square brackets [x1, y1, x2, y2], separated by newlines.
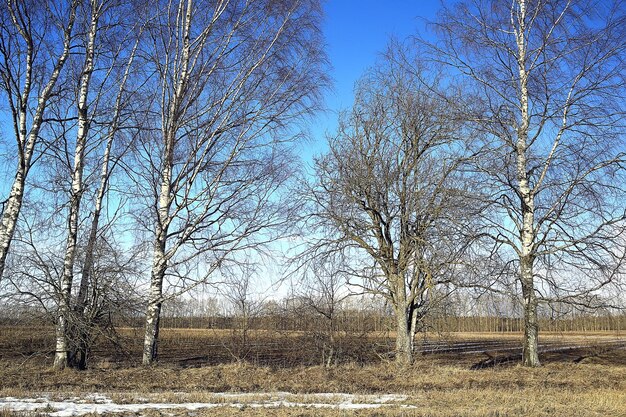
[303, 43, 476, 364]
[0, 0, 79, 282]
[429, 0, 626, 366]
[134, 0, 327, 365]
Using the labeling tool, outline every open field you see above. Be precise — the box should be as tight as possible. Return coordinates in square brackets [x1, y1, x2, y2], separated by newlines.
[1, 327, 626, 416]
[3, 326, 625, 368]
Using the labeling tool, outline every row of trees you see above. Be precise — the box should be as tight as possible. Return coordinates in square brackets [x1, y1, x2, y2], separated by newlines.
[157, 293, 626, 336]
[3, 290, 625, 367]
[297, 0, 626, 366]
[1, 0, 626, 369]
[0, 0, 327, 369]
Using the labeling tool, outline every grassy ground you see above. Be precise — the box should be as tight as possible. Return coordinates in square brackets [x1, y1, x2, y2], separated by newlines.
[1, 327, 626, 416]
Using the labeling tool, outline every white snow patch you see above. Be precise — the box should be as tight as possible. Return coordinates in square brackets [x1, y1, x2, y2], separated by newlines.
[0, 393, 414, 416]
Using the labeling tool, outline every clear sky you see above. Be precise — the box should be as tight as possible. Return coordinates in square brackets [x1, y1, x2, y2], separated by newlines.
[303, 1, 441, 161]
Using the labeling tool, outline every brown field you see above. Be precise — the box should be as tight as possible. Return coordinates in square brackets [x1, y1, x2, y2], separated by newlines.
[1, 327, 626, 416]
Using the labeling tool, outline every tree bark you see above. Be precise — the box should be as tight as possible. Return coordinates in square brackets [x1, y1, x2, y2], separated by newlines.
[54, 1, 99, 370]
[519, 168, 539, 368]
[515, 0, 540, 368]
[142, 153, 172, 365]
[143, 252, 166, 365]
[392, 273, 413, 364]
[395, 305, 413, 365]
[0, 1, 77, 283]
[0, 171, 27, 281]
[52, 304, 70, 370]
[521, 267, 540, 367]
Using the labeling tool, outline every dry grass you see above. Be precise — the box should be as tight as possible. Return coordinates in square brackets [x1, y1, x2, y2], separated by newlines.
[4, 387, 626, 417]
[2, 326, 626, 416]
[1, 351, 625, 393]
[0, 325, 389, 366]
[2, 358, 626, 416]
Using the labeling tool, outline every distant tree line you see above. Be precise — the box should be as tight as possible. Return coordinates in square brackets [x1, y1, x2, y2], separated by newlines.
[2, 292, 626, 368]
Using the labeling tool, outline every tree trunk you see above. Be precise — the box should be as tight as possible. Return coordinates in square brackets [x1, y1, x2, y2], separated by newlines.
[143, 249, 166, 365]
[325, 325, 335, 368]
[142, 143, 172, 365]
[142, 170, 170, 365]
[519, 174, 539, 366]
[521, 256, 540, 367]
[409, 301, 419, 350]
[0, 132, 39, 282]
[0, 3, 77, 283]
[0, 171, 27, 281]
[52, 295, 71, 370]
[142, 157, 171, 365]
[53, 5, 98, 370]
[514, 0, 540, 368]
[519, 200, 539, 367]
[54, 177, 84, 370]
[143, 300, 162, 365]
[395, 305, 413, 365]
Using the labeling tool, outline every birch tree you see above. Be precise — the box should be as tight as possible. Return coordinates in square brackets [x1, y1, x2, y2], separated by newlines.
[136, 0, 326, 365]
[306, 45, 474, 364]
[52, 0, 104, 371]
[42, 0, 144, 369]
[429, 0, 626, 366]
[68, 33, 142, 370]
[0, 0, 79, 282]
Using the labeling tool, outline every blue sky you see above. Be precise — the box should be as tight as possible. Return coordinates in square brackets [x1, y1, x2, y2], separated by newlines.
[303, 1, 441, 160]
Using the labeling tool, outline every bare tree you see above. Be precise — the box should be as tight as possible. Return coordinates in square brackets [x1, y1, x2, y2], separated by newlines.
[219, 266, 264, 362]
[54, 0, 106, 370]
[0, 0, 79, 282]
[68, 30, 143, 370]
[304, 43, 475, 364]
[1, 194, 143, 365]
[135, 0, 327, 365]
[297, 255, 348, 367]
[41, 0, 145, 370]
[429, 0, 626, 366]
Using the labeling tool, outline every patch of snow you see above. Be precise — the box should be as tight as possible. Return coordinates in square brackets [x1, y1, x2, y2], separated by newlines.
[0, 393, 415, 416]
[372, 394, 408, 403]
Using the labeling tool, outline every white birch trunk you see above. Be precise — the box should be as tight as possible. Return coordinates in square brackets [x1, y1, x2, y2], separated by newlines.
[0, 2, 77, 283]
[515, 0, 540, 367]
[521, 256, 540, 366]
[0, 171, 27, 280]
[143, 250, 166, 365]
[143, 148, 173, 365]
[53, 2, 99, 370]
[142, 199, 169, 365]
[142, 0, 192, 365]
